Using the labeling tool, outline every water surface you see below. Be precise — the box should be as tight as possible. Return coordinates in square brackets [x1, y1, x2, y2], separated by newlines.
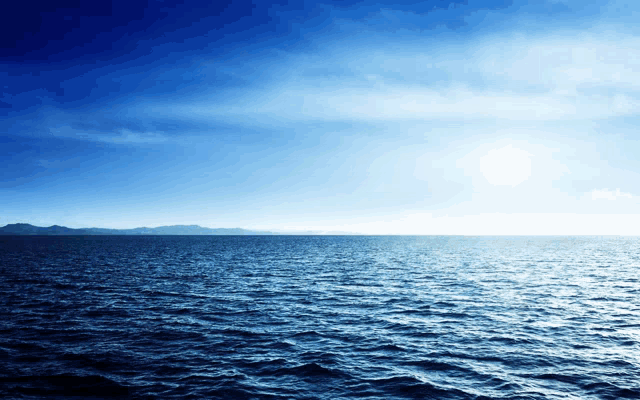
[1, 236, 639, 399]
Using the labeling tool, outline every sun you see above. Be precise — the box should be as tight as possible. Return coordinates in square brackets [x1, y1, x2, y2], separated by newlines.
[479, 145, 531, 187]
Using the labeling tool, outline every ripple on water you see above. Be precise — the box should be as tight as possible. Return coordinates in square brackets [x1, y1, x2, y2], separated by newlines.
[1, 235, 639, 399]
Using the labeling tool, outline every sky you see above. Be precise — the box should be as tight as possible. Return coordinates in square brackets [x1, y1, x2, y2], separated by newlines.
[2, 0, 640, 235]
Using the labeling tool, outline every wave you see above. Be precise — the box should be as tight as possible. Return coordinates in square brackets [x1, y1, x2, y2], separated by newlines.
[1, 235, 639, 399]
[0, 374, 130, 398]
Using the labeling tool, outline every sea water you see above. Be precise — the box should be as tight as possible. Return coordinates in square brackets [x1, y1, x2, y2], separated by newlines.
[1, 236, 638, 399]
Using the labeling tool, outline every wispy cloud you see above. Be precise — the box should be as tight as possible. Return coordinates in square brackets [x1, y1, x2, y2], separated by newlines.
[37, 159, 68, 169]
[168, 28, 640, 125]
[47, 126, 170, 145]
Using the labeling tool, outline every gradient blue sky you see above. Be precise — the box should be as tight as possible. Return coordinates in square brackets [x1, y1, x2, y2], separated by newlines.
[2, 0, 639, 234]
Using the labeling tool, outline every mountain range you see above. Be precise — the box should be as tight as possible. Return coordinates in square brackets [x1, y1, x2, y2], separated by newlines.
[0, 223, 360, 236]
[0, 223, 273, 235]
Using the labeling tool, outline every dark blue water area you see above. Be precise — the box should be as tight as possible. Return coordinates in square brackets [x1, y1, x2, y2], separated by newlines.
[1, 235, 639, 399]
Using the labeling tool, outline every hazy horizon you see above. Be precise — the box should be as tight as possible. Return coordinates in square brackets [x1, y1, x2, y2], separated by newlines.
[3, 0, 639, 235]
[3, 220, 640, 237]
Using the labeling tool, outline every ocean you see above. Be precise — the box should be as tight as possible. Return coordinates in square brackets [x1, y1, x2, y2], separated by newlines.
[0, 235, 638, 399]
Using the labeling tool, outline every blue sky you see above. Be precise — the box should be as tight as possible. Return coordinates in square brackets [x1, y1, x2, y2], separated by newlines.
[2, 0, 640, 234]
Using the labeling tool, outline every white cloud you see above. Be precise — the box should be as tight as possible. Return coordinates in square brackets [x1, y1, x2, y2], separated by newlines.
[591, 188, 633, 200]
[174, 28, 640, 124]
[48, 126, 169, 145]
[475, 33, 640, 92]
[181, 85, 639, 124]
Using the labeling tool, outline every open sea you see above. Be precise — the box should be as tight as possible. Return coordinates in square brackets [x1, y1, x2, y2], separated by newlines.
[0, 235, 639, 399]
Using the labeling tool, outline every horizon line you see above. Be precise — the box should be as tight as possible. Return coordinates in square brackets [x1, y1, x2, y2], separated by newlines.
[1, 222, 638, 237]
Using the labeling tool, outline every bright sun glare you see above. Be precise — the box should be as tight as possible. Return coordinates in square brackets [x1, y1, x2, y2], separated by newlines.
[479, 145, 532, 187]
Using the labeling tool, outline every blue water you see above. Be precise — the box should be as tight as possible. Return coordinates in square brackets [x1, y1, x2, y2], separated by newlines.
[0, 236, 639, 399]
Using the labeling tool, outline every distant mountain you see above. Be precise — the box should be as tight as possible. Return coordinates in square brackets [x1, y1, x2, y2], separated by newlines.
[0, 223, 274, 236]
[0, 223, 365, 236]
[84, 225, 274, 235]
[0, 223, 92, 235]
